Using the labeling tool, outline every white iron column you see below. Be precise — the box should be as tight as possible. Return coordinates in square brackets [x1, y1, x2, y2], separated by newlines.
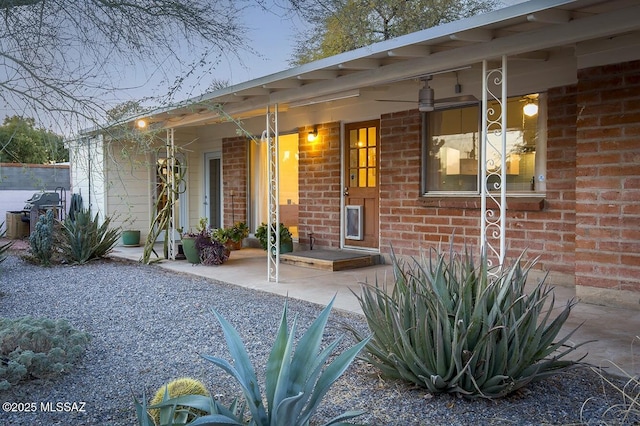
[481, 56, 507, 272]
[167, 128, 176, 260]
[265, 105, 280, 282]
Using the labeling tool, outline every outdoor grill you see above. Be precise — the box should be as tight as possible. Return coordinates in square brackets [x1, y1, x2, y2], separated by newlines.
[21, 191, 63, 233]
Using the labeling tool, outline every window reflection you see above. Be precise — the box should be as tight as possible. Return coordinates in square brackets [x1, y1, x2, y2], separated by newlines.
[426, 95, 538, 193]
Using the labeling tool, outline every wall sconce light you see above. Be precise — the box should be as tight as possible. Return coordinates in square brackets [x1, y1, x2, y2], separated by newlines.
[307, 126, 318, 142]
[136, 119, 147, 129]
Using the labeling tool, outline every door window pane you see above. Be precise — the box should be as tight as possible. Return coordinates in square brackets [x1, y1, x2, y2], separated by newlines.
[348, 125, 377, 188]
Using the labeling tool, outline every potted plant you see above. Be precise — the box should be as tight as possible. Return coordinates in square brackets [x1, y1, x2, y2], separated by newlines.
[255, 222, 293, 254]
[121, 216, 140, 247]
[181, 218, 230, 265]
[212, 222, 249, 251]
[180, 218, 207, 264]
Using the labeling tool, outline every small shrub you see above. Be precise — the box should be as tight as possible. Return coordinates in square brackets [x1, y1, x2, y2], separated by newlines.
[0, 316, 91, 390]
[350, 246, 587, 399]
[212, 222, 249, 244]
[28, 210, 55, 266]
[149, 378, 210, 425]
[57, 208, 121, 264]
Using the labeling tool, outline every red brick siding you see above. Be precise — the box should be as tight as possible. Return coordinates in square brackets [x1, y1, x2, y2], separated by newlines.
[222, 136, 247, 227]
[298, 123, 341, 248]
[540, 85, 577, 273]
[575, 60, 640, 293]
[379, 110, 426, 257]
[378, 92, 577, 274]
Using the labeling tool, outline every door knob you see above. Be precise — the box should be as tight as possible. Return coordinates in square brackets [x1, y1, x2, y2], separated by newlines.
[343, 187, 349, 196]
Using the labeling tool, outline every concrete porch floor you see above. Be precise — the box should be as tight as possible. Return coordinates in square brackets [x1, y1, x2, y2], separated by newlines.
[108, 244, 640, 379]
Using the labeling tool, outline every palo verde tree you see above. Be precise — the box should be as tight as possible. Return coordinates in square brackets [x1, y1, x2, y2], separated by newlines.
[287, 0, 499, 65]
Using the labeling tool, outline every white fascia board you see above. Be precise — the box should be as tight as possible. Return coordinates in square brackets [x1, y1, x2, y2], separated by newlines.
[231, 3, 640, 111]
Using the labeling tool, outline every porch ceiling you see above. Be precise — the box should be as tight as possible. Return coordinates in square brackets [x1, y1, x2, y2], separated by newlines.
[142, 0, 640, 129]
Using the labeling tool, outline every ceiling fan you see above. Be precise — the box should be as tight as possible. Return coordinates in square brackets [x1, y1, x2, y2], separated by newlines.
[375, 74, 478, 111]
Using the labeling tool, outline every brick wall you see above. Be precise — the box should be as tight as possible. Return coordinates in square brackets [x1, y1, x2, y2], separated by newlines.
[298, 122, 341, 249]
[379, 110, 425, 257]
[575, 60, 640, 295]
[536, 85, 577, 274]
[378, 95, 578, 275]
[222, 137, 248, 227]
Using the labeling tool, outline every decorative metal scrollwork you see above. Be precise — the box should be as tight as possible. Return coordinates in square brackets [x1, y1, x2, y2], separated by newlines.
[481, 57, 507, 276]
[263, 105, 280, 282]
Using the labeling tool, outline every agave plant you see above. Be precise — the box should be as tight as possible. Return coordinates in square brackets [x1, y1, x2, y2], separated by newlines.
[57, 208, 121, 264]
[195, 297, 369, 425]
[349, 246, 589, 399]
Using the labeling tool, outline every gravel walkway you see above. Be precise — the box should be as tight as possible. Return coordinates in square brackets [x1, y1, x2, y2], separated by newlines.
[0, 253, 635, 425]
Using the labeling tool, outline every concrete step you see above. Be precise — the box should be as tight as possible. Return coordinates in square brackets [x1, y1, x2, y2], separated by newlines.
[280, 249, 382, 271]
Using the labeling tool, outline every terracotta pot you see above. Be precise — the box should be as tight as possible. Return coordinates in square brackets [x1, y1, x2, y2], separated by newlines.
[225, 240, 242, 251]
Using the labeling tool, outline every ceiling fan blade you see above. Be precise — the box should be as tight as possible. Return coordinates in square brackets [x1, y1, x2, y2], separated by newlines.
[435, 94, 478, 106]
[374, 99, 414, 103]
[375, 94, 478, 107]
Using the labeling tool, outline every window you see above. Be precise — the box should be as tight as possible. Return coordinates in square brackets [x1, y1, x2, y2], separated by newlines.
[423, 94, 543, 194]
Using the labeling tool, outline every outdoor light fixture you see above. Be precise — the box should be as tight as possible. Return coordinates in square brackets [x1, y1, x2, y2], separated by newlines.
[136, 119, 147, 129]
[418, 77, 435, 112]
[523, 101, 538, 117]
[307, 126, 318, 142]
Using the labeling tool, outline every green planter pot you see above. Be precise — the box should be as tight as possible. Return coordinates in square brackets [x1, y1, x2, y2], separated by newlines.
[122, 230, 141, 246]
[270, 240, 293, 255]
[280, 240, 293, 254]
[181, 237, 200, 264]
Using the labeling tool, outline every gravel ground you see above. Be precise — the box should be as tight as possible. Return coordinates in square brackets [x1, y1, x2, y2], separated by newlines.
[0, 253, 637, 425]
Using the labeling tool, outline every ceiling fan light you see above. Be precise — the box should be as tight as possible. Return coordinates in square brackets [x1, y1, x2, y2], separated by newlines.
[418, 87, 434, 112]
[523, 102, 538, 117]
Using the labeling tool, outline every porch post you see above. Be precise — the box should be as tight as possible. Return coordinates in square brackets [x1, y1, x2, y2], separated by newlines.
[167, 128, 176, 260]
[480, 55, 507, 273]
[265, 105, 280, 282]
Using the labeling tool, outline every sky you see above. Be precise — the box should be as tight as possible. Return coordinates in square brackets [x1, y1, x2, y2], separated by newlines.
[0, 0, 527, 134]
[118, 2, 305, 109]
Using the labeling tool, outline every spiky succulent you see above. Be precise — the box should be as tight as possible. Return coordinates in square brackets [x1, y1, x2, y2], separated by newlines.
[197, 297, 369, 425]
[57, 208, 121, 264]
[349, 246, 588, 399]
